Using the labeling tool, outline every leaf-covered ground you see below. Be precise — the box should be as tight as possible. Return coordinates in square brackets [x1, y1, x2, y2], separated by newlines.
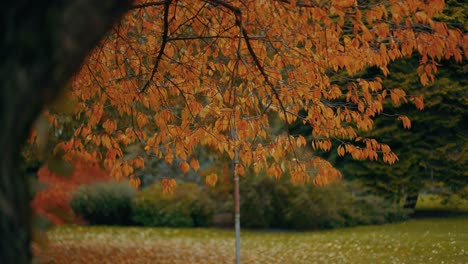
[35, 217, 468, 263]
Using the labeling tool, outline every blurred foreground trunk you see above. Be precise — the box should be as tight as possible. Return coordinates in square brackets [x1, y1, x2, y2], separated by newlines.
[0, 1, 129, 262]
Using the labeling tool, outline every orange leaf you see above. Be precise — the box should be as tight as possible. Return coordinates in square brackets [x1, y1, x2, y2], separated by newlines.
[190, 158, 200, 172]
[337, 145, 345, 157]
[179, 161, 190, 173]
[397, 116, 411, 129]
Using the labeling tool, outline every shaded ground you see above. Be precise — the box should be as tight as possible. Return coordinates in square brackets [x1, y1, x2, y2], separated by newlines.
[35, 217, 468, 263]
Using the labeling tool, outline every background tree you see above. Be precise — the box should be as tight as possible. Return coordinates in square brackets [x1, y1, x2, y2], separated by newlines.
[291, 0, 467, 208]
[337, 58, 466, 208]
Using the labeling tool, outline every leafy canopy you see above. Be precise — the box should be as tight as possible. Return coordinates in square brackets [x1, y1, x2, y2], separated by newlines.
[33, 0, 466, 189]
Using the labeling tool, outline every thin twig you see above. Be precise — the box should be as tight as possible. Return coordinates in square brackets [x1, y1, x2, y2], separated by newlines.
[131, 1, 166, 10]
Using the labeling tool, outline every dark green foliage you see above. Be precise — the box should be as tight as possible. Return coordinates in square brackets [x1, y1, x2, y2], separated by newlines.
[287, 0, 467, 207]
[291, 57, 467, 206]
[70, 181, 135, 225]
[335, 57, 467, 205]
[350, 195, 410, 224]
[70, 177, 408, 229]
[282, 180, 410, 229]
[210, 175, 410, 230]
[131, 183, 214, 227]
[239, 176, 291, 228]
[283, 183, 347, 229]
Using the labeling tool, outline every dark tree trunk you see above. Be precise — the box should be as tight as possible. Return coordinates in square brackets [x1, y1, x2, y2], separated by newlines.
[1, 1, 130, 262]
[403, 193, 419, 209]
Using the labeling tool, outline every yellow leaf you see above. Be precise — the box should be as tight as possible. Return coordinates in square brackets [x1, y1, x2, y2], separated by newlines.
[102, 135, 111, 149]
[296, 135, 307, 147]
[337, 145, 345, 157]
[205, 173, 218, 187]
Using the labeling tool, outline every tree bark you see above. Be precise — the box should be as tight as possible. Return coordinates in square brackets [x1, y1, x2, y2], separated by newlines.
[403, 193, 419, 209]
[1, 1, 130, 262]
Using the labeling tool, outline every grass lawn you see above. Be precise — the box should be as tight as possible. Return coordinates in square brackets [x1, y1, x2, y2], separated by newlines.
[35, 217, 468, 264]
[417, 194, 468, 211]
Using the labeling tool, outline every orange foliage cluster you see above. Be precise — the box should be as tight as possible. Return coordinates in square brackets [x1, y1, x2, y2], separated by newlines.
[32, 0, 466, 187]
[31, 159, 110, 224]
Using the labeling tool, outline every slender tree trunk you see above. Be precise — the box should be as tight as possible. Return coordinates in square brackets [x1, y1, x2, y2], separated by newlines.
[404, 193, 419, 209]
[1, 1, 129, 262]
[232, 128, 241, 264]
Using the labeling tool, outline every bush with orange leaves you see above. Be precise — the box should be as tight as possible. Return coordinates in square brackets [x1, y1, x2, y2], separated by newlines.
[31, 159, 111, 224]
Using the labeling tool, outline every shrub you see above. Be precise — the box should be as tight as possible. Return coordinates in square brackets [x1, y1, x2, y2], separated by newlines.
[70, 181, 135, 225]
[283, 182, 351, 229]
[132, 182, 214, 227]
[210, 175, 410, 230]
[285, 182, 411, 229]
[339, 188, 411, 226]
[239, 176, 291, 228]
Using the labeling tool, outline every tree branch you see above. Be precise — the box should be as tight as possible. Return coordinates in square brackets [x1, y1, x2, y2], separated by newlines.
[131, 1, 166, 10]
[139, 0, 172, 94]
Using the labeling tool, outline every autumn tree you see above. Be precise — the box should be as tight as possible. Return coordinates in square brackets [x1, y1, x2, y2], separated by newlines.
[58, 0, 466, 187]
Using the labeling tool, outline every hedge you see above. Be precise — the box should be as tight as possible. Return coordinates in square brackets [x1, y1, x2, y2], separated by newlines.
[70, 181, 135, 225]
[131, 182, 214, 227]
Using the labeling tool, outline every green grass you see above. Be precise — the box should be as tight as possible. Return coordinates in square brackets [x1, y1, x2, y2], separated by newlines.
[416, 194, 468, 211]
[38, 217, 468, 263]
